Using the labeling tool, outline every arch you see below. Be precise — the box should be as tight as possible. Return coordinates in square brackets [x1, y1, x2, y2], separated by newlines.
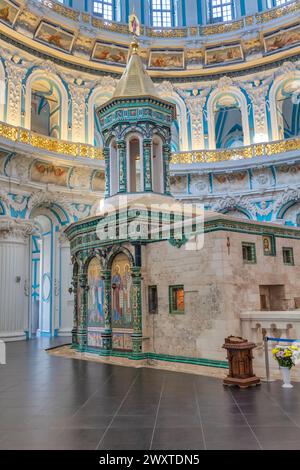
[24, 69, 69, 140]
[269, 74, 300, 141]
[106, 246, 135, 271]
[206, 87, 251, 149]
[223, 207, 252, 220]
[126, 132, 143, 192]
[87, 88, 113, 145]
[159, 90, 189, 151]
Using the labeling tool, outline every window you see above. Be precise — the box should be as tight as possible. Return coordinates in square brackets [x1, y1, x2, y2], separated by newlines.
[148, 286, 158, 314]
[151, 0, 173, 28]
[242, 242, 256, 264]
[208, 0, 234, 24]
[268, 0, 289, 7]
[283, 247, 294, 266]
[169, 285, 185, 314]
[93, 0, 114, 20]
[262, 235, 276, 256]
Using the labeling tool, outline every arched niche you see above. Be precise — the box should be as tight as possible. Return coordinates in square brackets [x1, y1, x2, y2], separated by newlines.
[87, 256, 105, 349]
[269, 76, 300, 141]
[111, 252, 133, 330]
[152, 134, 164, 193]
[24, 71, 69, 140]
[87, 89, 112, 146]
[126, 133, 143, 193]
[207, 88, 250, 149]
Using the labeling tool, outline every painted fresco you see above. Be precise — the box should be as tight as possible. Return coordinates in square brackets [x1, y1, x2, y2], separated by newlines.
[205, 44, 243, 66]
[264, 25, 300, 54]
[111, 253, 133, 328]
[92, 170, 105, 191]
[35, 21, 75, 53]
[0, 0, 19, 27]
[87, 257, 104, 327]
[92, 42, 128, 66]
[31, 161, 68, 186]
[148, 50, 185, 70]
[112, 332, 132, 351]
[87, 329, 103, 348]
[186, 49, 203, 69]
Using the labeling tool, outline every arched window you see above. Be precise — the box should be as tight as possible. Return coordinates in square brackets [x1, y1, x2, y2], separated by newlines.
[93, 0, 114, 20]
[267, 0, 288, 7]
[275, 79, 300, 140]
[208, 0, 234, 24]
[214, 94, 244, 148]
[151, 0, 174, 28]
[30, 79, 61, 138]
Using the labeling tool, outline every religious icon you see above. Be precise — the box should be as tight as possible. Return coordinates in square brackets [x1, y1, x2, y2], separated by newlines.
[112, 264, 122, 322]
[263, 236, 272, 255]
[87, 258, 104, 326]
[129, 12, 140, 37]
[111, 253, 133, 328]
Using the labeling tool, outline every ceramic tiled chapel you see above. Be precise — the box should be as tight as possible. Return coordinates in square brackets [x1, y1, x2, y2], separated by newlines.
[65, 40, 300, 369]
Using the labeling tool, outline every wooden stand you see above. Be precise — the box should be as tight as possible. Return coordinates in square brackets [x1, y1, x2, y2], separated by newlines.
[223, 336, 260, 389]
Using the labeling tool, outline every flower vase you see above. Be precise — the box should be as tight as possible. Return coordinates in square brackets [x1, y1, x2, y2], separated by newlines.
[280, 366, 293, 388]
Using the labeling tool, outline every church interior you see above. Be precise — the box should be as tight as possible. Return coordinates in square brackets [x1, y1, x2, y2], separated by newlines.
[1, 0, 300, 452]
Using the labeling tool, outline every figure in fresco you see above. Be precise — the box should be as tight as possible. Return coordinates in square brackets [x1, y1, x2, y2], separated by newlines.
[112, 265, 122, 322]
[87, 259, 104, 326]
[123, 263, 132, 325]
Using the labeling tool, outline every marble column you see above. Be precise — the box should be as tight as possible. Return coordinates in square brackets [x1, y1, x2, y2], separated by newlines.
[101, 269, 112, 350]
[117, 140, 127, 193]
[131, 266, 143, 354]
[143, 138, 152, 192]
[77, 271, 89, 351]
[0, 217, 35, 341]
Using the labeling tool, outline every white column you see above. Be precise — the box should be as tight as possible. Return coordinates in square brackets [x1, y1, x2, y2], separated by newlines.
[57, 232, 73, 337]
[0, 218, 34, 341]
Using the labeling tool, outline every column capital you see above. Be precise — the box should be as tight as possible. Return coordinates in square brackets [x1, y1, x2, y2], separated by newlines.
[0, 217, 36, 242]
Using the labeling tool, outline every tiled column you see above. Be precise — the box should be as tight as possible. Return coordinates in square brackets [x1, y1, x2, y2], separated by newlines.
[103, 146, 110, 198]
[163, 143, 172, 195]
[77, 272, 88, 351]
[143, 138, 152, 192]
[117, 140, 127, 193]
[131, 266, 142, 354]
[71, 270, 79, 346]
[101, 269, 112, 350]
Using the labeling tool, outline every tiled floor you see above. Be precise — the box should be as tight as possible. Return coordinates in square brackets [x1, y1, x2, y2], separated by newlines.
[1, 338, 300, 450]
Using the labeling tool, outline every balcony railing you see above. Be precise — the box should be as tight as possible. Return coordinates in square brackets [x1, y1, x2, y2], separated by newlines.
[0, 121, 300, 165]
[171, 137, 300, 164]
[0, 122, 103, 160]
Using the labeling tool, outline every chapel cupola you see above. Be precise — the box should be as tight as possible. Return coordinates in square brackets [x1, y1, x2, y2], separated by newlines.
[96, 40, 176, 199]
